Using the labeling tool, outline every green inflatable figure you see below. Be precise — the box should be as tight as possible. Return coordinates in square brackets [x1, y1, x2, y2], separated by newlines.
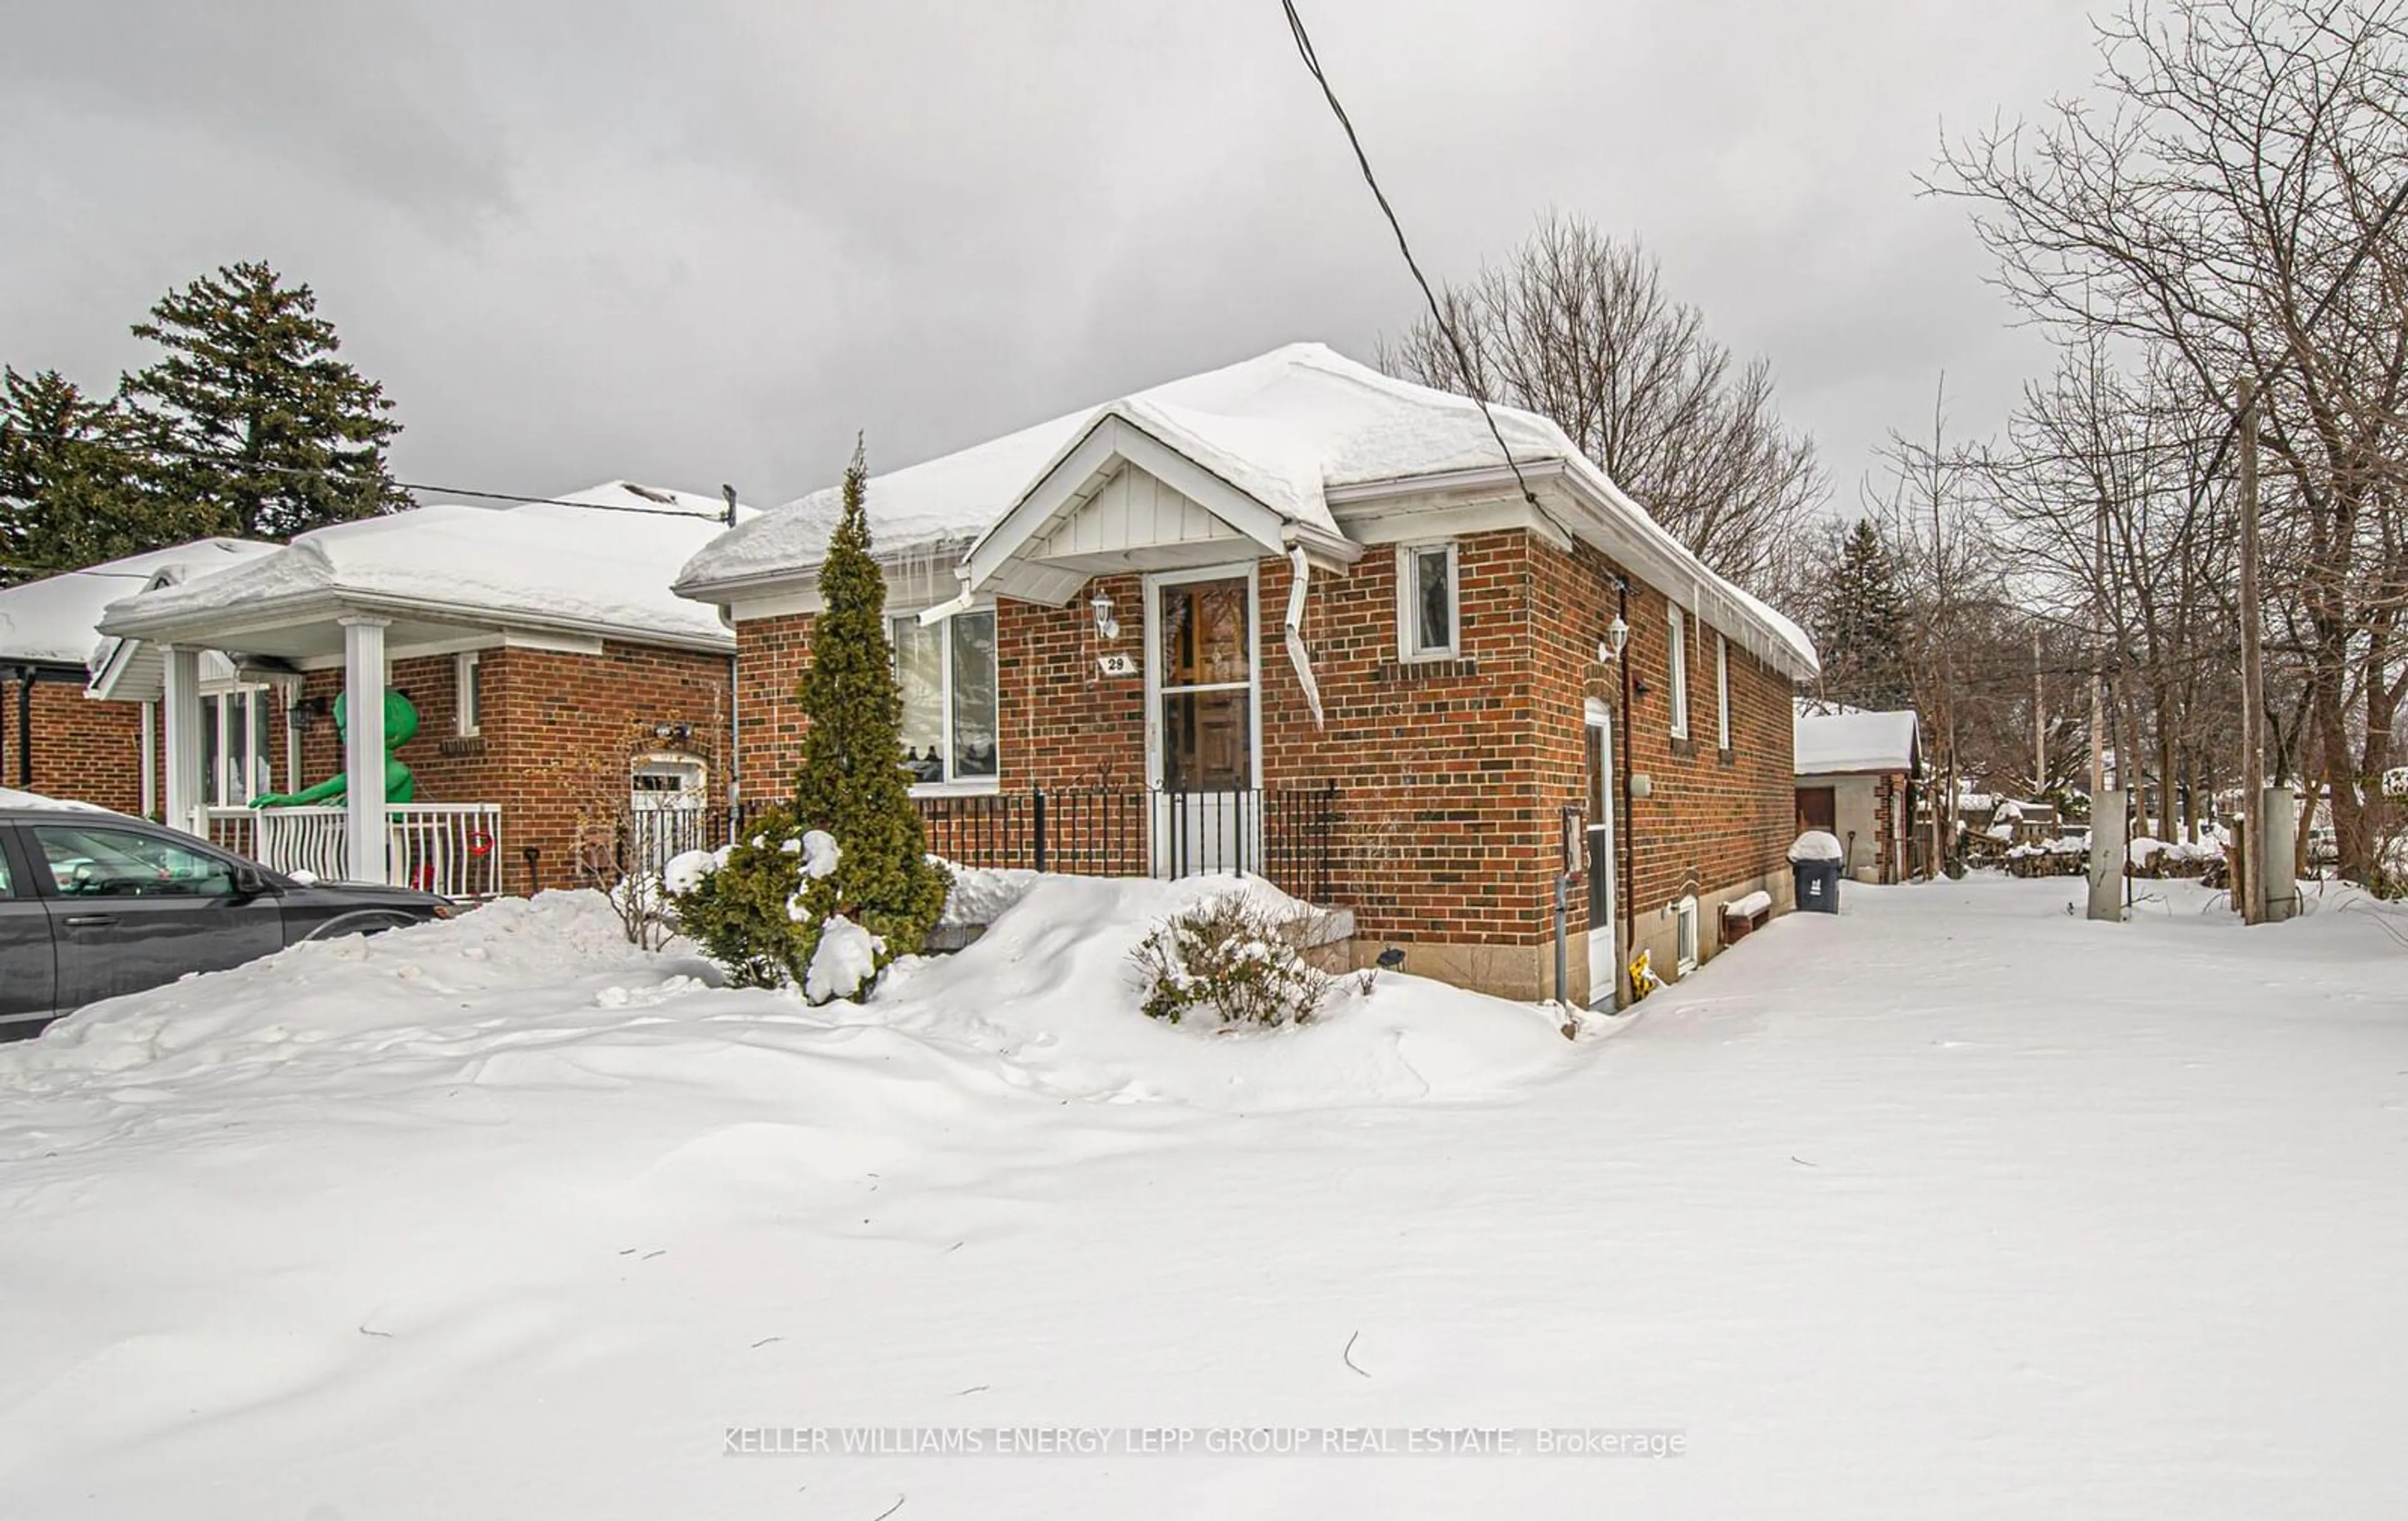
[249, 690, 418, 808]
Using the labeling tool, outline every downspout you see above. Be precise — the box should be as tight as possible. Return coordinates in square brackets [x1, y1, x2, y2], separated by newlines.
[1616, 577, 1635, 1010]
[1284, 545, 1324, 729]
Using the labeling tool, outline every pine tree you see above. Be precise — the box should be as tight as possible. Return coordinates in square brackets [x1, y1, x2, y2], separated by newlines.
[1816, 517, 1912, 710]
[672, 442, 950, 996]
[121, 261, 409, 541]
[0, 367, 187, 587]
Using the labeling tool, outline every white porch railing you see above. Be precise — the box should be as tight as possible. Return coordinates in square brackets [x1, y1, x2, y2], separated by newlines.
[198, 804, 505, 900]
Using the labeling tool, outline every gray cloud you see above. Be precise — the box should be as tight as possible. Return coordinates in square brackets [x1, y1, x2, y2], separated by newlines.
[0, 0, 2098, 520]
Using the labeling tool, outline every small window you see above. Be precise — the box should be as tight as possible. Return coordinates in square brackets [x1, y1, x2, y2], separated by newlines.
[1716, 634, 1731, 750]
[892, 608, 999, 786]
[33, 823, 237, 898]
[457, 653, 482, 737]
[1397, 542, 1459, 661]
[1674, 895, 1699, 975]
[1667, 605, 1690, 739]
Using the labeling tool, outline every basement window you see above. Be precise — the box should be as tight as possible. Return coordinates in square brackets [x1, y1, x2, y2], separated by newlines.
[1397, 542, 1459, 661]
[1674, 895, 1700, 976]
[892, 608, 999, 786]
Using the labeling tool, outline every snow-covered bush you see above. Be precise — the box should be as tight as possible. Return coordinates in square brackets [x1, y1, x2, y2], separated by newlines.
[1129, 895, 1334, 1029]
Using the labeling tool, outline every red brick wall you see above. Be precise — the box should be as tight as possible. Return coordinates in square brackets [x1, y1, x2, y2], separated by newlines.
[1536, 541, 1799, 991]
[1, 675, 150, 816]
[293, 643, 731, 894]
[721, 528, 1800, 1000]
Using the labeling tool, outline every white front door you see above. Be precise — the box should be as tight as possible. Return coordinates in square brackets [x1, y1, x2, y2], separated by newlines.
[1144, 566, 1262, 876]
[1585, 710, 1617, 1007]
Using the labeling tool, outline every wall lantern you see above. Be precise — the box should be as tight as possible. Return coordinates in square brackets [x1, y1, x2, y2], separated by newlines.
[652, 720, 695, 745]
[1090, 589, 1121, 642]
[288, 693, 330, 733]
[1597, 614, 1629, 663]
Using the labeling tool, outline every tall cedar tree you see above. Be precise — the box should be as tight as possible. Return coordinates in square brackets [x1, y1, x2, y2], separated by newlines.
[790, 442, 950, 980]
[671, 443, 948, 994]
[1816, 518, 1913, 710]
[0, 368, 180, 587]
[122, 261, 409, 541]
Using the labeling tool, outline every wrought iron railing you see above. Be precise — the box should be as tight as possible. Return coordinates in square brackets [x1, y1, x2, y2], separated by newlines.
[198, 803, 505, 899]
[707, 784, 1341, 903]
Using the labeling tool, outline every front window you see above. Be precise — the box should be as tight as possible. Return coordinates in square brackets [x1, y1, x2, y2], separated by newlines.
[1398, 542, 1459, 660]
[201, 687, 275, 806]
[33, 823, 239, 898]
[892, 608, 998, 786]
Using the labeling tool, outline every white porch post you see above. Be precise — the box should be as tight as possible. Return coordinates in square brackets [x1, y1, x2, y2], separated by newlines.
[341, 616, 390, 885]
[162, 646, 204, 835]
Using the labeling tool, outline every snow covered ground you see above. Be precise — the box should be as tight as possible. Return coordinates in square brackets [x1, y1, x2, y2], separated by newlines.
[3, 873, 2404, 1518]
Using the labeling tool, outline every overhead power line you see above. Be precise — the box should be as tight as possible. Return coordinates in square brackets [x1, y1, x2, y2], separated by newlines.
[1279, 0, 1562, 534]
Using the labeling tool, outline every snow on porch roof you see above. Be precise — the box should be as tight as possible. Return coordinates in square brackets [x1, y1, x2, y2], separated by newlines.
[0, 539, 275, 666]
[674, 343, 1819, 673]
[1795, 705, 1921, 776]
[97, 483, 753, 652]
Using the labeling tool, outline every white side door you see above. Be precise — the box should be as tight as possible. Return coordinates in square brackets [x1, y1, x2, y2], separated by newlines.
[1585, 708, 1617, 1007]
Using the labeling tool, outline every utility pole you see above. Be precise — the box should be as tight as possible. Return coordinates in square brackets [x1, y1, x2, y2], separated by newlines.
[2032, 626, 2046, 796]
[2237, 374, 2267, 925]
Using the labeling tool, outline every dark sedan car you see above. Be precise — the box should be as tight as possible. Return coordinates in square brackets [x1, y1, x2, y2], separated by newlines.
[0, 803, 453, 1040]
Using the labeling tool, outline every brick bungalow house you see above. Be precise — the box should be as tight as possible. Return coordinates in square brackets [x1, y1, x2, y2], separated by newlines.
[675, 344, 1817, 1006]
[1793, 700, 1921, 884]
[0, 539, 276, 816]
[92, 483, 744, 895]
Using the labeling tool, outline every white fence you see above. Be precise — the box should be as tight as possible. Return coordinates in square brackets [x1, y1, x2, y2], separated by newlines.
[199, 804, 505, 900]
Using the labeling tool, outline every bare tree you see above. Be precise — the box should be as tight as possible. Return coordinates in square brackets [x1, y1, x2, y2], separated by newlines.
[1933, 0, 2408, 884]
[1380, 213, 1825, 596]
[1983, 341, 2242, 843]
[1867, 377, 2012, 866]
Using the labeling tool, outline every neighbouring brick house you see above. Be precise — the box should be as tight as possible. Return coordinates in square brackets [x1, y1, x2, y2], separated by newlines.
[0, 540, 277, 816]
[675, 344, 1819, 1006]
[1793, 700, 1922, 885]
[93, 483, 743, 895]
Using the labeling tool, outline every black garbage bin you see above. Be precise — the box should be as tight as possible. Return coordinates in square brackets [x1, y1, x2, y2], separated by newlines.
[1788, 830, 1843, 913]
[1792, 856, 1841, 913]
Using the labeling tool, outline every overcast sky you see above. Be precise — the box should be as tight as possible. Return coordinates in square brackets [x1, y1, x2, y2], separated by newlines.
[0, 1, 2103, 517]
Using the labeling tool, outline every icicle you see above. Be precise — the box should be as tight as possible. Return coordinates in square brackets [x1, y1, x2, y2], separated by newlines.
[1285, 545, 1324, 730]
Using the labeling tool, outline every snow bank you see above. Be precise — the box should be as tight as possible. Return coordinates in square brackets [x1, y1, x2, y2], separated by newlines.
[878, 875, 1574, 1109]
[936, 862, 1040, 927]
[13, 875, 1570, 1117]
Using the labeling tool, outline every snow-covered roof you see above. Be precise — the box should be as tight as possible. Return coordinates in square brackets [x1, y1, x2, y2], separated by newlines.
[0, 540, 274, 666]
[98, 483, 751, 652]
[1795, 706, 1920, 776]
[676, 343, 1817, 675]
